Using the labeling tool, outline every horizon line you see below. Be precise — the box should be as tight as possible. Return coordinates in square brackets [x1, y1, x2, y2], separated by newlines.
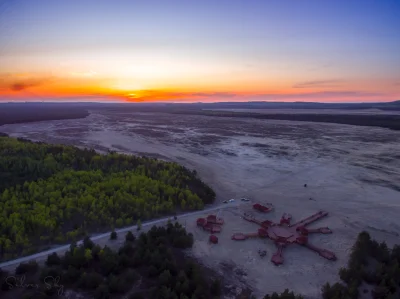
[1, 100, 399, 105]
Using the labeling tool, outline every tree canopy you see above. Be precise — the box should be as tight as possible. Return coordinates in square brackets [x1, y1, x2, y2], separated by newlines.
[322, 231, 400, 299]
[0, 137, 215, 261]
[1, 223, 221, 299]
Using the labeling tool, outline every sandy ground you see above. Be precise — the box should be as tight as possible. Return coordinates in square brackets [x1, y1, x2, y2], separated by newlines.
[1, 109, 400, 298]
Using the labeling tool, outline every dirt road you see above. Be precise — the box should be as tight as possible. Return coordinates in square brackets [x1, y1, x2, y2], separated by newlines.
[0, 203, 239, 272]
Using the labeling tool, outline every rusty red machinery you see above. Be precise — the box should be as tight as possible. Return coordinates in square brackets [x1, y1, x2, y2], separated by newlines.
[206, 214, 224, 225]
[231, 228, 268, 240]
[196, 218, 207, 226]
[231, 210, 337, 266]
[197, 215, 224, 233]
[209, 235, 218, 244]
[253, 203, 274, 213]
[204, 223, 222, 233]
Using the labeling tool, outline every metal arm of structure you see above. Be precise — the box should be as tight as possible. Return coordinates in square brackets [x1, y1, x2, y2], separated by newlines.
[243, 214, 263, 226]
[305, 227, 332, 234]
[271, 242, 285, 265]
[290, 211, 328, 228]
[231, 228, 269, 240]
[301, 242, 337, 261]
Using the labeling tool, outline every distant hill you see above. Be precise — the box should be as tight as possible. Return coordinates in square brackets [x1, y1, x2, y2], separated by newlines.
[0, 103, 89, 126]
[1, 100, 399, 110]
[183, 100, 400, 111]
[1, 101, 399, 131]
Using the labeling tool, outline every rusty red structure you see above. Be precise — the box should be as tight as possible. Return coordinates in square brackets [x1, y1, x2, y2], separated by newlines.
[206, 214, 224, 225]
[196, 218, 207, 226]
[231, 210, 337, 265]
[204, 223, 222, 233]
[253, 203, 273, 213]
[197, 215, 224, 233]
[209, 235, 218, 244]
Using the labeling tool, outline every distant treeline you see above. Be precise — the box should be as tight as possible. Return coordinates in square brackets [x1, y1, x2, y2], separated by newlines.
[174, 110, 400, 131]
[0, 104, 89, 126]
[74, 100, 400, 111]
[0, 137, 215, 261]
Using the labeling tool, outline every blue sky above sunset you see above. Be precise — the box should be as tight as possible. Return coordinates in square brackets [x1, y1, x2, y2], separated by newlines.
[0, 0, 399, 102]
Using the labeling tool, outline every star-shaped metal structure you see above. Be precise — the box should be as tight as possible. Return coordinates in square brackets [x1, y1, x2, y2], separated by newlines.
[231, 210, 337, 265]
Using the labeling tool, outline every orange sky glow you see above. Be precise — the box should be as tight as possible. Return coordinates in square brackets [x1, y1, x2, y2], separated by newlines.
[0, 0, 399, 103]
[0, 72, 398, 103]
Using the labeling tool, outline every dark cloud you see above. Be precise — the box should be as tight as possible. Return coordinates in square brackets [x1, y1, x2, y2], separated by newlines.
[0, 73, 55, 91]
[9, 78, 51, 91]
[293, 79, 344, 89]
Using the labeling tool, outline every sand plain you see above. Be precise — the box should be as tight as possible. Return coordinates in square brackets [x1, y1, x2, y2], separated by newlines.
[1, 108, 400, 298]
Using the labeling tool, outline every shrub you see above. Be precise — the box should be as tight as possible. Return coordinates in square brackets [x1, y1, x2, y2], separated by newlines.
[46, 252, 61, 266]
[15, 261, 39, 275]
[110, 231, 118, 240]
[126, 231, 136, 242]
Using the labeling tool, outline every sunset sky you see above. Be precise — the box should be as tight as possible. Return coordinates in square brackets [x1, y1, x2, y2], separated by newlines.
[0, 0, 399, 103]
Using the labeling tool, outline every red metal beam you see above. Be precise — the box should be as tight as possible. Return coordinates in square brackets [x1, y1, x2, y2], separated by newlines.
[305, 227, 332, 234]
[302, 242, 337, 261]
[290, 211, 328, 228]
[271, 243, 285, 265]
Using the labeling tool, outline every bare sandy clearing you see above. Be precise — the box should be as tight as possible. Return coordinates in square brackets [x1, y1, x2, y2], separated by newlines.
[1, 109, 399, 298]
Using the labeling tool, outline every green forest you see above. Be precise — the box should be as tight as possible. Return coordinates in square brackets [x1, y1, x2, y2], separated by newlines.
[0, 137, 215, 261]
[0, 223, 306, 299]
[322, 231, 400, 299]
[0, 223, 222, 299]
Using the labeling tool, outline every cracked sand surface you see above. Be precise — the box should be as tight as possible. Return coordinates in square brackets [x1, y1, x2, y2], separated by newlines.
[1, 109, 399, 298]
